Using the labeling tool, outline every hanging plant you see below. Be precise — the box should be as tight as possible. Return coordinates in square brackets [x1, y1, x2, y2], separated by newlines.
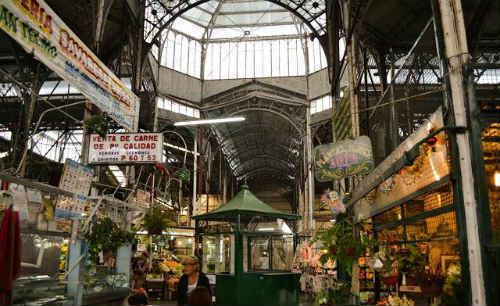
[84, 217, 135, 264]
[85, 115, 109, 138]
[397, 244, 427, 275]
[174, 167, 190, 182]
[312, 219, 375, 276]
[142, 207, 176, 235]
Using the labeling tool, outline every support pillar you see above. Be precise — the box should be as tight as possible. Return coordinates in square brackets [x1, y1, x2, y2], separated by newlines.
[435, 0, 487, 304]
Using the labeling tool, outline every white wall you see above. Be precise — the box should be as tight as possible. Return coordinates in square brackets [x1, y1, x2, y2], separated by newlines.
[202, 76, 308, 99]
[158, 66, 202, 104]
[307, 68, 330, 100]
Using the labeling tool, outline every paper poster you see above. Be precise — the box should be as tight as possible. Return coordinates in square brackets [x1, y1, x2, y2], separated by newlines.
[9, 183, 29, 221]
[56, 159, 94, 218]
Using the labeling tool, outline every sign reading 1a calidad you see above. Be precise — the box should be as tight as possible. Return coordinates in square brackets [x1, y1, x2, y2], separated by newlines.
[89, 133, 163, 164]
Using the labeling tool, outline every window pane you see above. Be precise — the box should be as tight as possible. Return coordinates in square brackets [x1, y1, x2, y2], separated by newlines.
[220, 42, 230, 79]
[189, 39, 196, 76]
[297, 39, 306, 75]
[195, 42, 201, 78]
[262, 41, 271, 77]
[174, 34, 182, 71]
[181, 36, 189, 73]
[279, 40, 288, 76]
[271, 40, 280, 77]
[237, 42, 246, 78]
[246, 42, 255, 78]
[255, 40, 264, 78]
[229, 42, 237, 79]
[250, 238, 269, 271]
[272, 238, 293, 271]
[289, 39, 298, 76]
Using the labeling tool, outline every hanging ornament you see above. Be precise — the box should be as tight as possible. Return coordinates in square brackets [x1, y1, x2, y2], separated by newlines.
[320, 189, 346, 216]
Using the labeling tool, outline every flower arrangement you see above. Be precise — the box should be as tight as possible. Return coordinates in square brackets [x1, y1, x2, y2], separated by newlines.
[312, 219, 375, 276]
[398, 244, 427, 275]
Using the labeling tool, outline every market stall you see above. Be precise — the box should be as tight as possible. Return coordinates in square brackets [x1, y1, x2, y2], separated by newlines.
[0, 161, 143, 306]
[193, 184, 300, 306]
[343, 108, 465, 305]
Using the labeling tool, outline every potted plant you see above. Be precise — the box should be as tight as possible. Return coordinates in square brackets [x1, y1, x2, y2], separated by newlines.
[313, 219, 375, 276]
[397, 244, 427, 285]
[415, 269, 446, 297]
[84, 217, 135, 264]
[378, 248, 399, 286]
[142, 207, 175, 235]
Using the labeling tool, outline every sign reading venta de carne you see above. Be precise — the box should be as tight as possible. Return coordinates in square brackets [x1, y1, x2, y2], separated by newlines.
[0, 0, 140, 131]
[89, 133, 163, 164]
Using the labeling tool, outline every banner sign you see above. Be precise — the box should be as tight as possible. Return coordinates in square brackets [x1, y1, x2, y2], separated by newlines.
[56, 159, 94, 218]
[0, 0, 140, 131]
[314, 136, 374, 182]
[89, 133, 163, 164]
[353, 109, 450, 221]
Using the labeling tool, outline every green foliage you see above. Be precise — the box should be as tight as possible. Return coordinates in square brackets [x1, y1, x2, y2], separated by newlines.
[398, 244, 426, 274]
[312, 219, 375, 276]
[174, 167, 191, 182]
[142, 207, 176, 235]
[84, 217, 135, 264]
[315, 281, 350, 305]
[85, 115, 108, 138]
[440, 265, 464, 305]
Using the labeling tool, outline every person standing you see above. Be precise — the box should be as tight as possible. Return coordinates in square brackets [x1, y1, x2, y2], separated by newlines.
[177, 256, 211, 306]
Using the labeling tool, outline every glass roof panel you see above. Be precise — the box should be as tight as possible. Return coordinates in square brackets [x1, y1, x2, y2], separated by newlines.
[220, 1, 279, 13]
[214, 11, 294, 27]
[198, 1, 218, 13]
[171, 17, 206, 39]
[182, 7, 213, 26]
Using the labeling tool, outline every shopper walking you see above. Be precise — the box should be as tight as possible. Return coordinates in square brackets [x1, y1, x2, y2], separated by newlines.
[177, 256, 211, 306]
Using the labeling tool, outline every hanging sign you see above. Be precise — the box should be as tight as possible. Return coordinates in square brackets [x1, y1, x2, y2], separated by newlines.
[0, 0, 140, 131]
[56, 159, 94, 218]
[313, 136, 374, 182]
[88, 133, 163, 164]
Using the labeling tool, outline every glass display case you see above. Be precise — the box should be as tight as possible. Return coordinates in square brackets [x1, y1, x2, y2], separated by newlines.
[202, 234, 234, 274]
[13, 276, 72, 306]
[12, 232, 72, 306]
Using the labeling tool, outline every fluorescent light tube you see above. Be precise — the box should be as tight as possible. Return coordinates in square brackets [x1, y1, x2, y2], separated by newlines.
[174, 117, 245, 126]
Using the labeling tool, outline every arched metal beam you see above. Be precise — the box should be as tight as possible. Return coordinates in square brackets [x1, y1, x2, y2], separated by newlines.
[225, 144, 299, 165]
[227, 108, 303, 136]
[145, 0, 325, 53]
[233, 155, 296, 174]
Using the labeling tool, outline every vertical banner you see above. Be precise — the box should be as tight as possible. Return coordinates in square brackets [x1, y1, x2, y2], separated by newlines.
[0, 0, 140, 131]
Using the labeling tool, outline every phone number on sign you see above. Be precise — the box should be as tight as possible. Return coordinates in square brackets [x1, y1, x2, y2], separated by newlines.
[121, 154, 157, 162]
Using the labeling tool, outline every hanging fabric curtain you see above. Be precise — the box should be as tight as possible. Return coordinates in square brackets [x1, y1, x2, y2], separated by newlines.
[0, 207, 21, 305]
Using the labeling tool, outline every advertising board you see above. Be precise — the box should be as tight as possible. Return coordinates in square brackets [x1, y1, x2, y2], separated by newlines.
[0, 0, 140, 131]
[89, 133, 163, 164]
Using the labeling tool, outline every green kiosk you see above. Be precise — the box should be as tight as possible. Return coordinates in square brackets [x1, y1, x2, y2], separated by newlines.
[193, 184, 300, 306]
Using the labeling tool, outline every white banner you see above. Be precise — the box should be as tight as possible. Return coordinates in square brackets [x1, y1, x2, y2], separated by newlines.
[89, 133, 163, 164]
[0, 0, 140, 131]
